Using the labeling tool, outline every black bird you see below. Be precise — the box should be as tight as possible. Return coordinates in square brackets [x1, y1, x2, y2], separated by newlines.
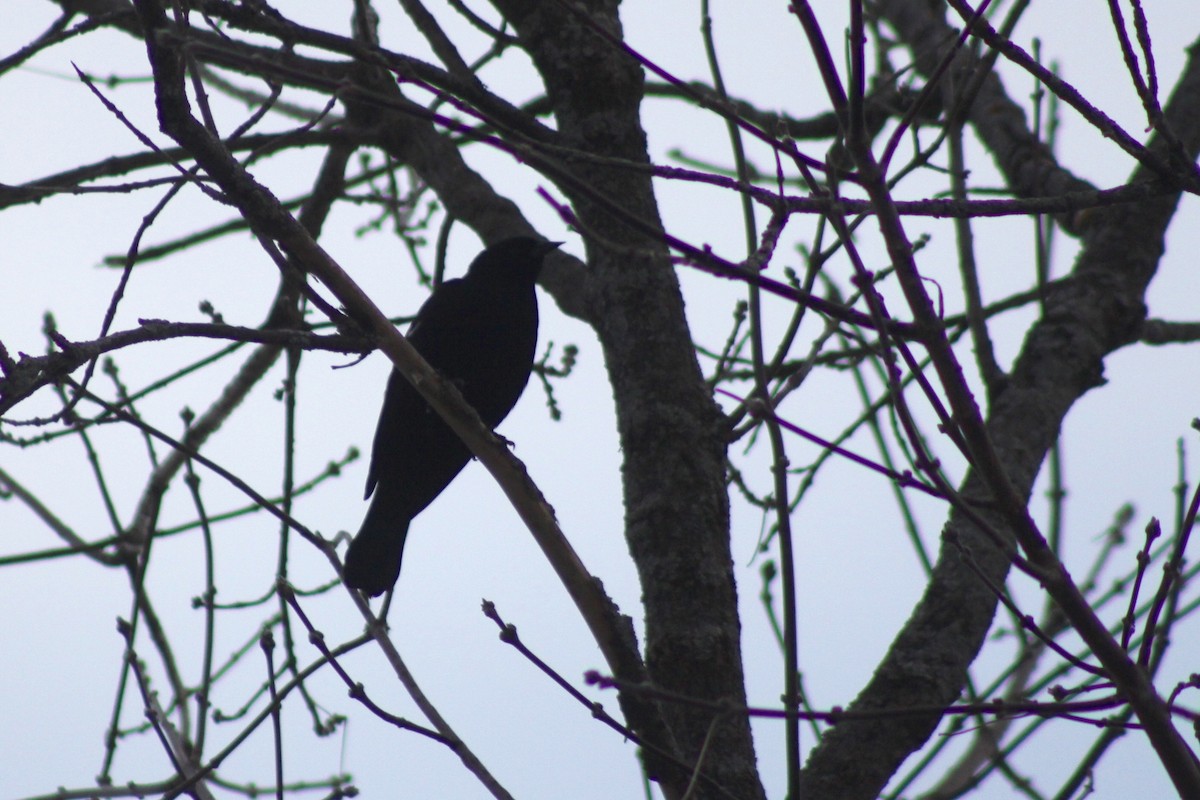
[344, 237, 560, 597]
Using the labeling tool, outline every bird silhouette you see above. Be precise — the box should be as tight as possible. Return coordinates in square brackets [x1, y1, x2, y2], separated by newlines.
[343, 237, 560, 596]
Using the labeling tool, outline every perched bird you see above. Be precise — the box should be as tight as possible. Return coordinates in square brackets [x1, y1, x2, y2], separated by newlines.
[343, 237, 560, 597]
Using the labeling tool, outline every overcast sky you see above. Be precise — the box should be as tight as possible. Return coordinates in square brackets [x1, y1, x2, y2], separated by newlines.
[3, 2, 1200, 798]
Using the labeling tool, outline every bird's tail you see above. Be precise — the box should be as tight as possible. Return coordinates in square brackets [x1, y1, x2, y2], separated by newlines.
[344, 493, 410, 597]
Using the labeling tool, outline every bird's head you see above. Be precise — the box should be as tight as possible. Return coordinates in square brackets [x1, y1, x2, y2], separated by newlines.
[466, 237, 562, 285]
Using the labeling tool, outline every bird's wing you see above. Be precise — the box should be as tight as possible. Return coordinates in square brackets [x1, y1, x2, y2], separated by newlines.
[362, 279, 470, 500]
[404, 278, 480, 370]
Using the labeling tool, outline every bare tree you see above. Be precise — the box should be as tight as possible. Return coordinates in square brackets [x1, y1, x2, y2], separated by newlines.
[2, 2, 1199, 799]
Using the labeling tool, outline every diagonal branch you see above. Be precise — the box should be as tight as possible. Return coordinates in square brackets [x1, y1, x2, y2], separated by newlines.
[796, 15, 1200, 800]
[127, 1, 666, 794]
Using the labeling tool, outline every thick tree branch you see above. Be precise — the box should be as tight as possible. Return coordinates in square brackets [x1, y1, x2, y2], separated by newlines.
[797, 23, 1200, 800]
